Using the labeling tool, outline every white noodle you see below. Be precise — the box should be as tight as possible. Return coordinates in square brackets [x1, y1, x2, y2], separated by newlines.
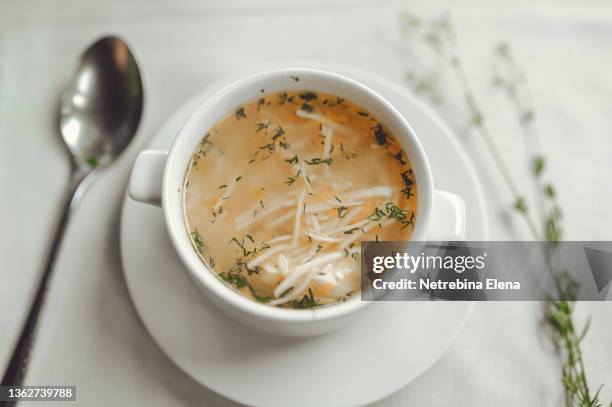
[269, 268, 319, 305]
[336, 207, 363, 228]
[265, 235, 291, 244]
[266, 211, 294, 229]
[295, 110, 347, 132]
[273, 252, 342, 298]
[300, 160, 313, 194]
[326, 219, 370, 236]
[341, 186, 393, 201]
[292, 188, 306, 247]
[331, 180, 352, 191]
[235, 197, 296, 230]
[247, 244, 291, 269]
[339, 218, 397, 249]
[319, 218, 342, 234]
[305, 200, 362, 214]
[299, 243, 320, 264]
[306, 232, 343, 243]
[263, 264, 280, 275]
[278, 254, 290, 275]
[307, 215, 321, 233]
[212, 177, 237, 212]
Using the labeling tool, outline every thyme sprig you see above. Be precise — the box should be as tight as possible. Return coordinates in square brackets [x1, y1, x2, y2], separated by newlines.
[401, 12, 608, 406]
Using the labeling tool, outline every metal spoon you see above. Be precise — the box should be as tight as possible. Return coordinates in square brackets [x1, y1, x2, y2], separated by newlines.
[1, 36, 144, 388]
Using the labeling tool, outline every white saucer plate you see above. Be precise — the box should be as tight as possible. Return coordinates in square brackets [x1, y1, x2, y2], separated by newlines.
[120, 66, 488, 407]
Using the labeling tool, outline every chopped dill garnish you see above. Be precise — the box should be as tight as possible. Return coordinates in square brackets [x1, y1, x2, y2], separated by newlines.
[305, 157, 332, 166]
[191, 133, 213, 167]
[368, 207, 386, 222]
[344, 227, 360, 234]
[235, 107, 247, 119]
[285, 170, 301, 186]
[85, 156, 98, 168]
[290, 76, 300, 82]
[278, 92, 288, 105]
[260, 200, 265, 208]
[212, 206, 224, 218]
[394, 150, 408, 166]
[235, 176, 243, 182]
[334, 196, 342, 203]
[366, 202, 415, 230]
[299, 91, 317, 101]
[230, 236, 254, 257]
[337, 206, 348, 218]
[328, 97, 345, 107]
[190, 230, 204, 253]
[290, 288, 318, 309]
[285, 155, 299, 164]
[400, 169, 415, 198]
[301, 102, 314, 113]
[271, 126, 286, 143]
[230, 259, 261, 276]
[249, 285, 272, 303]
[219, 272, 248, 289]
[256, 122, 270, 132]
[209, 257, 216, 268]
[384, 202, 406, 220]
[219, 184, 227, 189]
[373, 123, 390, 147]
[337, 291, 353, 302]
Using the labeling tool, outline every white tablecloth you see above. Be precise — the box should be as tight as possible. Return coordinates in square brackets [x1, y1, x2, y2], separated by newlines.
[1, 0, 611, 405]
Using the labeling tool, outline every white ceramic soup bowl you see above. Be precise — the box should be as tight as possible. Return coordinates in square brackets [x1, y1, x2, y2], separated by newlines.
[129, 68, 465, 337]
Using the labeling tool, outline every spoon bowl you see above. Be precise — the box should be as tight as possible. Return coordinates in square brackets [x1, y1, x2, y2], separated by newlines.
[60, 36, 143, 168]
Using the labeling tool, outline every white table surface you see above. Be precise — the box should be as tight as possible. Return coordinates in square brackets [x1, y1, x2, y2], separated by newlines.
[1, 0, 611, 405]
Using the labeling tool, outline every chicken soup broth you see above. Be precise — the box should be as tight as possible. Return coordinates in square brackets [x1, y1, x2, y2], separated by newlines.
[183, 90, 417, 309]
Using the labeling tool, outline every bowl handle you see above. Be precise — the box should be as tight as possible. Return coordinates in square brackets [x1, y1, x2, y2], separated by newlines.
[128, 150, 168, 207]
[428, 190, 466, 241]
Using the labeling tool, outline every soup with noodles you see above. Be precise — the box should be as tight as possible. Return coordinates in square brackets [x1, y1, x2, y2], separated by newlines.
[182, 89, 417, 309]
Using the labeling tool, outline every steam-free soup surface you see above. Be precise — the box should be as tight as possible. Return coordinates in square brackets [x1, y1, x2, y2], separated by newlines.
[183, 89, 417, 308]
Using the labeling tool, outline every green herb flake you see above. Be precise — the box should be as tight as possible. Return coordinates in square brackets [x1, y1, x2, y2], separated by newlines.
[299, 91, 317, 101]
[190, 230, 204, 253]
[305, 157, 332, 166]
[301, 102, 314, 113]
[235, 107, 247, 120]
[278, 93, 288, 105]
[219, 272, 248, 289]
[285, 155, 299, 164]
[85, 156, 99, 168]
[256, 122, 270, 132]
[290, 288, 318, 309]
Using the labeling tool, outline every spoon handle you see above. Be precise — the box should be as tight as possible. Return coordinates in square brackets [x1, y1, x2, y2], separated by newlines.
[1, 167, 93, 388]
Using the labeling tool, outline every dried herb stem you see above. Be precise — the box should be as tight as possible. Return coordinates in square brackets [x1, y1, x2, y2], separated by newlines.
[400, 11, 608, 406]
